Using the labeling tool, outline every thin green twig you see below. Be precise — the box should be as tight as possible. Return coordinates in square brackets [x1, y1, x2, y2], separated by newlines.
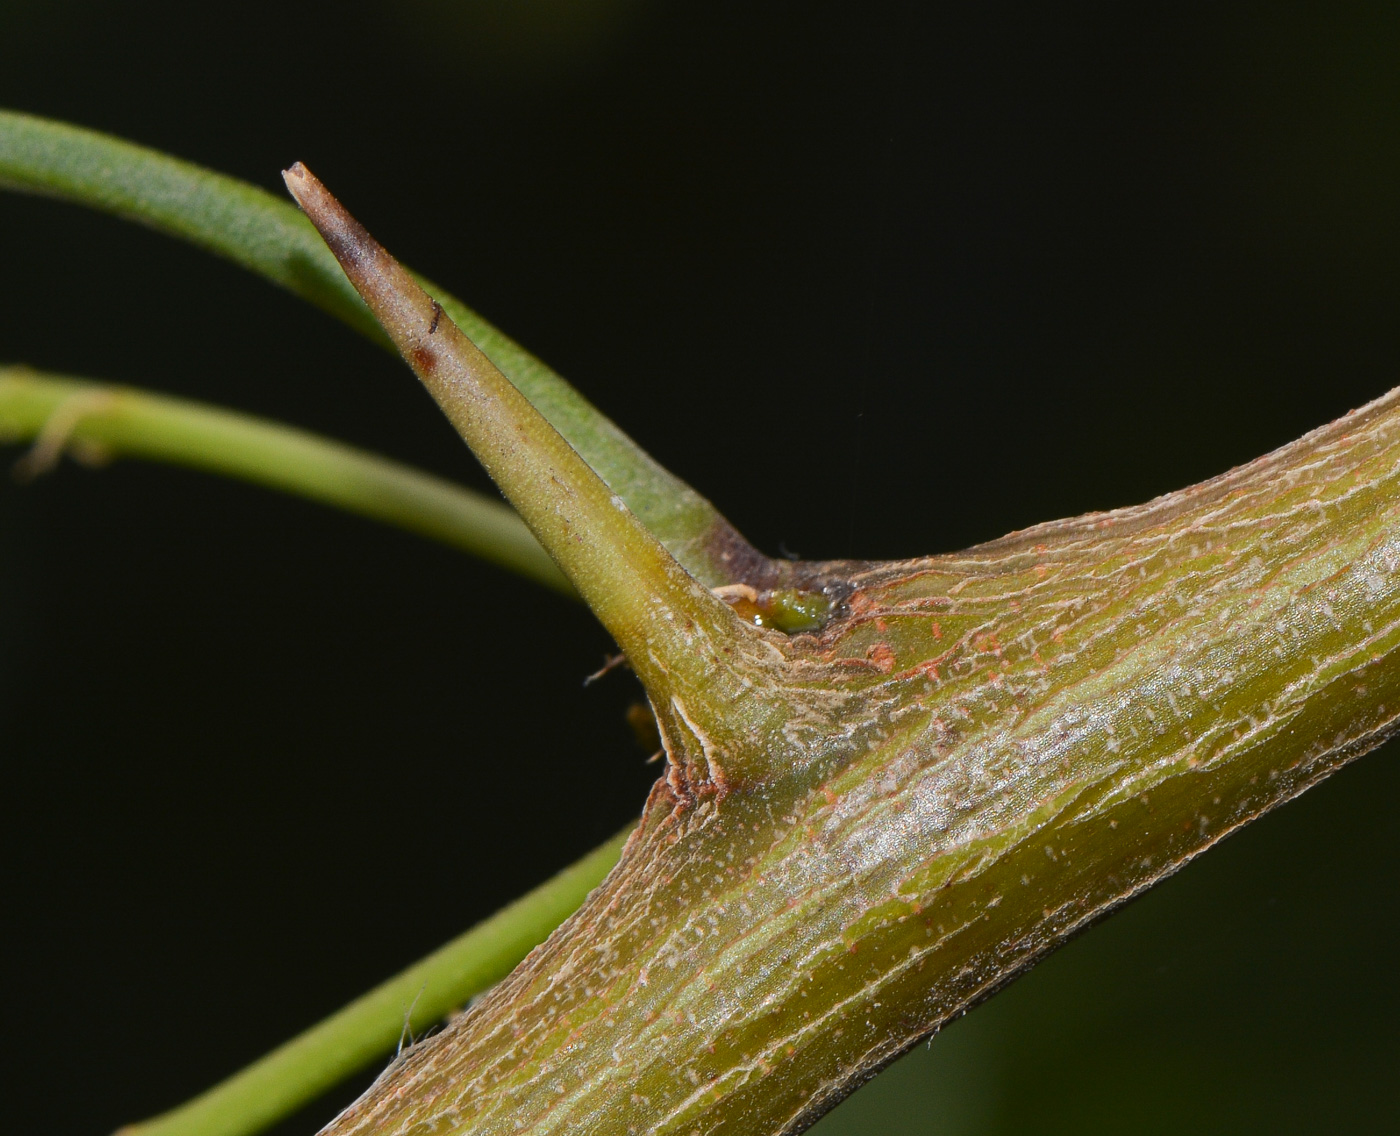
[116, 829, 631, 1136]
[0, 367, 570, 594]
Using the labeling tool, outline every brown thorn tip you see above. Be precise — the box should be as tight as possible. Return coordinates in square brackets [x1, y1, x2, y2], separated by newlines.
[280, 163, 376, 269]
[281, 162, 316, 202]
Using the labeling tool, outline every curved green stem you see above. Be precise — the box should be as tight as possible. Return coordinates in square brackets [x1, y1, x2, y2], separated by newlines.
[116, 828, 631, 1136]
[0, 108, 758, 587]
[0, 367, 569, 593]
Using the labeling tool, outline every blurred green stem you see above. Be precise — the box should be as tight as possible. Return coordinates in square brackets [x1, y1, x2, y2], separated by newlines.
[0, 367, 570, 593]
[117, 828, 632, 1136]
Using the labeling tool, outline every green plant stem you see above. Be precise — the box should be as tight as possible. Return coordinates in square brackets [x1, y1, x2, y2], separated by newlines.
[317, 385, 1400, 1136]
[0, 367, 570, 593]
[0, 108, 759, 587]
[117, 828, 632, 1136]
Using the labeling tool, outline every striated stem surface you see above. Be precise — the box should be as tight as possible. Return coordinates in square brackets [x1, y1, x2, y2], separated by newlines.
[320, 386, 1400, 1135]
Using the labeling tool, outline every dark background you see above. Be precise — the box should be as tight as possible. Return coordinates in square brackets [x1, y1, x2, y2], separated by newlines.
[2, 3, 1398, 1133]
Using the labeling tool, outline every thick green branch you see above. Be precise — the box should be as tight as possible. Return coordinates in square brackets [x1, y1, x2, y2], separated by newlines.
[15, 108, 1395, 1136]
[118, 829, 631, 1136]
[318, 389, 1400, 1136]
[0, 367, 568, 593]
[0, 108, 758, 586]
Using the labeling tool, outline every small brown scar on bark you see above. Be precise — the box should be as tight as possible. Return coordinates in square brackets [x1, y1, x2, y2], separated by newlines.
[428, 301, 443, 335]
[411, 345, 437, 372]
